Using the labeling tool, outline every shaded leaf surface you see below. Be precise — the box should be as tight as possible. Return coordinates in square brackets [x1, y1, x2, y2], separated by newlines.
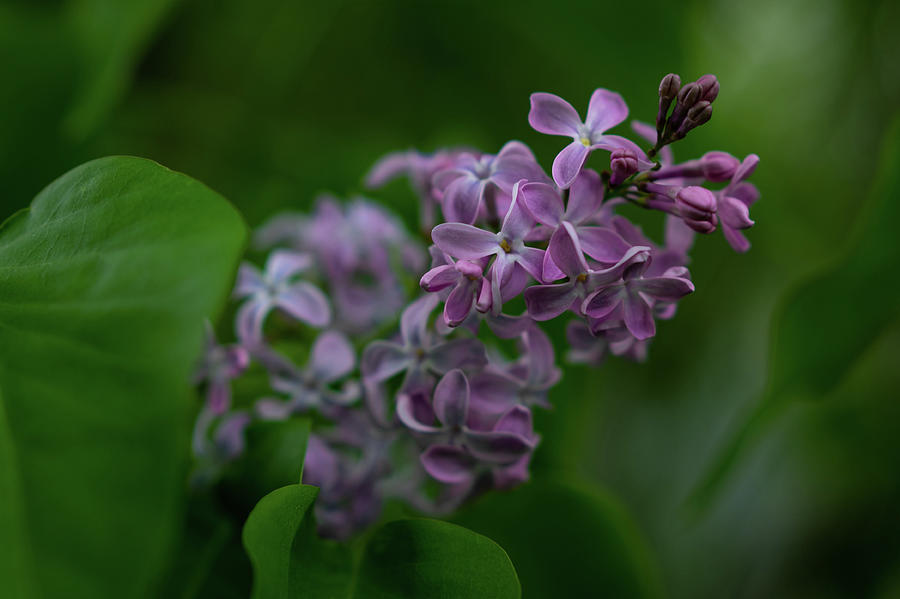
[242, 484, 521, 598]
[0, 156, 246, 597]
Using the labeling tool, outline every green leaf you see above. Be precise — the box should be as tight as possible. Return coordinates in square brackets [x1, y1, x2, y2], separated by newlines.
[454, 480, 663, 599]
[0, 156, 246, 598]
[220, 417, 311, 515]
[688, 115, 900, 513]
[242, 484, 521, 599]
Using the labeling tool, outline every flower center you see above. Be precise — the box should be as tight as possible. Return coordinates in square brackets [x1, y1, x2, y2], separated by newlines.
[499, 238, 513, 253]
[575, 273, 588, 283]
[579, 136, 591, 147]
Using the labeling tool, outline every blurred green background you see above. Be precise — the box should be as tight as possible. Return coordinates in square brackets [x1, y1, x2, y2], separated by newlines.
[3, 0, 899, 596]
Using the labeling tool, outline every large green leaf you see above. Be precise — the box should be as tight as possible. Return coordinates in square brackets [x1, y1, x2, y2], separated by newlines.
[454, 480, 663, 599]
[0, 156, 246, 598]
[243, 484, 521, 598]
[688, 115, 900, 512]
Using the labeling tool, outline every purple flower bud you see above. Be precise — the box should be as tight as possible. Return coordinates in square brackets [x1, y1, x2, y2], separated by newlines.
[672, 101, 712, 141]
[664, 82, 700, 142]
[675, 186, 718, 233]
[609, 148, 639, 186]
[695, 74, 719, 103]
[700, 151, 739, 182]
[656, 73, 681, 136]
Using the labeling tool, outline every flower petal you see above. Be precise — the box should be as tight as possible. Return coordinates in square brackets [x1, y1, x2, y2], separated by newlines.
[442, 176, 484, 224]
[523, 326, 556, 386]
[577, 226, 632, 263]
[421, 445, 475, 484]
[664, 214, 696, 255]
[400, 294, 439, 348]
[632, 276, 694, 301]
[582, 286, 624, 320]
[361, 340, 409, 382]
[396, 393, 442, 433]
[432, 223, 499, 260]
[585, 88, 628, 134]
[524, 282, 577, 321]
[464, 430, 534, 464]
[520, 182, 564, 227]
[365, 150, 412, 188]
[718, 195, 755, 230]
[444, 280, 476, 326]
[420, 264, 459, 292]
[266, 250, 313, 284]
[276, 282, 331, 327]
[310, 330, 356, 383]
[515, 246, 546, 282]
[236, 298, 271, 346]
[428, 338, 488, 373]
[528, 92, 582, 137]
[541, 250, 566, 282]
[494, 405, 534, 439]
[592, 135, 655, 170]
[234, 263, 265, 297]
[623, 291, 656, 340]
[548, 221, 589, 278]
[496, 140, 536, 162]
[500, 181, 534, 241]
[433, 369, 469, 428]
[565, 168, 604, 224]
[734, 153, 760, 183]
[552, 141, 590, 189]
[722, 224, 751, 253]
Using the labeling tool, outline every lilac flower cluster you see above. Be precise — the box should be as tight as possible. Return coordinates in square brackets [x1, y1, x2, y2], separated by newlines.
[192, 73, 760, 538]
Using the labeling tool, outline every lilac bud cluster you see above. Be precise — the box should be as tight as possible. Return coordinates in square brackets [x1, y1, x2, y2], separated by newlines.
[192, 74, 760, 538]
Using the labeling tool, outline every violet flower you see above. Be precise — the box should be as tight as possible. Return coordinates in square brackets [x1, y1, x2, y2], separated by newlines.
[523, 222, 650, 321]
[582, 258, 694, 340]
[396, 369, 537, 485]
[431, 181, 545, 314]
[194, 322, 249, 415]
[361, 295, 487, 393]
[528, 89, 653, 189]
[520, 169, 632, 281]
[420, 255, 490, 327]
[716, 154, 760, 252]
[255, 330, 359, 419]
[432, 141, 548, 224]
[234, 250, 330, 346]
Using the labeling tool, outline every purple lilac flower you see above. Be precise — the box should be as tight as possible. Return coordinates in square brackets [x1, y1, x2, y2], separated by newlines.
[234, 250, 330, 346]
[254, 330, 359, 419]
[431, 141, 548, 224]
[528, 89, 653, 188]
[361, 295, 487, 392]
[520, 169, 632, 281]
[420, 253, 490, 326]
[194, 322, 249, 415]
[523, 222, 650, 321]
[582, 258, 694, 340]
[716, 154, 760, 252]
[431, 181, 545, 315]
[397, 369, 537, 485]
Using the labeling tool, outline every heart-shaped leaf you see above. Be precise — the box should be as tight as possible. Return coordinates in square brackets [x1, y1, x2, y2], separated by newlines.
[242, 484, 521, 598]
[0, 156, 246, 597]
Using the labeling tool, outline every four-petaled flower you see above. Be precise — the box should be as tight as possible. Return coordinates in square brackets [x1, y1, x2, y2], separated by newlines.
[529, 89, 653, 188]
[432, 181, 545, 314]
[432, 141, 548, 224]
[397, 369, 537, 485]
[234, 250, 331, 346]
[716, 154, 760, 252]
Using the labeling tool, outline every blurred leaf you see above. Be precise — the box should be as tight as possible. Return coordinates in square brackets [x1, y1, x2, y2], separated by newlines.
[454, 480, 663, 599]
[63, 0, 181, 139]
[243, 484, 521, 598]
[689, 115, 900, 513]
[220, 417, 311, 515]
[0, 156, 246, 597]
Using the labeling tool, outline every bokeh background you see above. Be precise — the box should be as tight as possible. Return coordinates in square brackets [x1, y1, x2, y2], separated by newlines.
[3, 0, 899, 597]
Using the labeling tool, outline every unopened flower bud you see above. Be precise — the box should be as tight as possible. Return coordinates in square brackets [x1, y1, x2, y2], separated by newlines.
[664, 82, 700, 142]
[700, 151, 739, 182]
[672, 101, 713, 140]
[675, 186, 718, 233]
[656, 73, 681, 136]
[695, 74, 719, 103]
[609, 148, 639, 185]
